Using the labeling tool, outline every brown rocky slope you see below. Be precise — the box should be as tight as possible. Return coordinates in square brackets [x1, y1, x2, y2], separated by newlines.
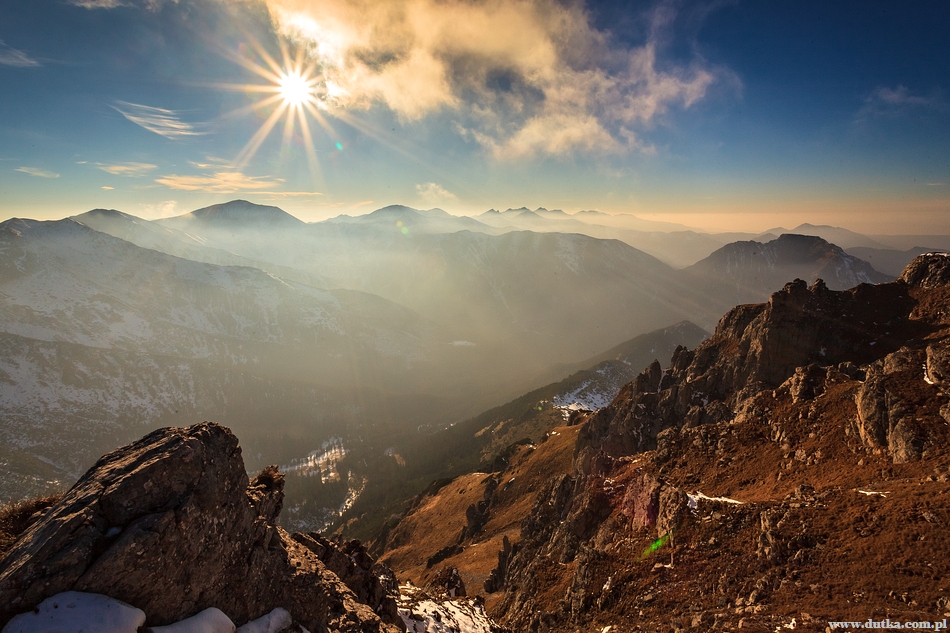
[379, 254, 950, 632]
[0, 422, 405, 632]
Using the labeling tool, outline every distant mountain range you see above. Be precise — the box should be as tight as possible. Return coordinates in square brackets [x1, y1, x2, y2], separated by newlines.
[0, 199, 913, 524]
[681, 233, 893, 318]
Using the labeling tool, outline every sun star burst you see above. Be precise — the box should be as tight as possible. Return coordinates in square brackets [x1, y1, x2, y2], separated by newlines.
[279, 71, 314, 108]
[216, 39, 339, 187]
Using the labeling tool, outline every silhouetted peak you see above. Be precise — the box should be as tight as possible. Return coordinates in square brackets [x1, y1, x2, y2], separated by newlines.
[175, 200, 303, 227]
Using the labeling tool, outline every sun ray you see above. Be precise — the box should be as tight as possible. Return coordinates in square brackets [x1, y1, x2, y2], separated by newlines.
[235, 101, 289, 168]
[221, 46, 282, 86]
[212, 36, 338, 191]
[303, 101, 337, 138]
[281, 102, 297, 149]
[208, 83, 283, 94]
[297, 106, 324, 189]
[247, 36, 288, 81]
[217, 94, 285, 122]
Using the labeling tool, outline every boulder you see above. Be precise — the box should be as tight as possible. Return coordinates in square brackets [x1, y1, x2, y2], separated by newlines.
[425, 567, 466, 598]
[899, 253, 950, 288]
[854, 353, 932, 463]
[0, 423, 403, 632]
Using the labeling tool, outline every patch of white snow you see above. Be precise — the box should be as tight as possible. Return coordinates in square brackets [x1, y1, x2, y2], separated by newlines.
[147, 608, 235, 633]
[3, 592, 145, 633]
[686, 492, 744, 509]
[235, 608, 292, 633]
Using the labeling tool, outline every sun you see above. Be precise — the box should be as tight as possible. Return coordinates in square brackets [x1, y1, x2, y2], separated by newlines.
[278, 71, 314, 108]
[217, 40, 337, 183]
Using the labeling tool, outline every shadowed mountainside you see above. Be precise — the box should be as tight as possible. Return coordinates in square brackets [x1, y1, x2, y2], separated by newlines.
[377, 254, 950, 632]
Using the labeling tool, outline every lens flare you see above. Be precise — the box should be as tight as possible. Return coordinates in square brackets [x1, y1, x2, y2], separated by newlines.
[637, 530, 674, 562]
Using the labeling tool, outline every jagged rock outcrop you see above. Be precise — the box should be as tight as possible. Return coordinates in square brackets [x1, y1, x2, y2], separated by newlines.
[290, 532, 402, 626]
[488, 255, 950, 631]
[425, 566, 466, 598]
[854, 347, 937, 463]
[463, 475, 500, 540]
[581, 275, 925, 466]
[0, 423, 404, 632]
[483, 536, 511, 594]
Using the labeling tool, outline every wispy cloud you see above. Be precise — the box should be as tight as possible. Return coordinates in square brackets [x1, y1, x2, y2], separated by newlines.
[101, 186, 115, 190]
[262, 0, 725, 159]
[95, 161, 158, 176]
[189, 158, 234, 170]
[871, 85, 932, 107]
[259, 191, 323, 197]
[68, 0, 127, 8]
[416, 182, 458, 206]
[155, 171, 285, 193]
[68, 0, 174, 9]
[15, 167, 59, 178]
[0, 40, 40, 67]
[112, 101, 205, 139]
[858, 85, 945, 120]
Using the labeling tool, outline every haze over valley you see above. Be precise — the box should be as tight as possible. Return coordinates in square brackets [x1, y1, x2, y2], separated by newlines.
[1, 1, 948, 630]
[3, 198, 947, 533]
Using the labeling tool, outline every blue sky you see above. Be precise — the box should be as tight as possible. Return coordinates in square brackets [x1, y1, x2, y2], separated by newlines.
[1, 0, 947, 232]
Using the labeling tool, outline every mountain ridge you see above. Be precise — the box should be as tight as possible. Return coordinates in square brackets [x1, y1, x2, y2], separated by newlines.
[159, 199, 305, 230]
[372, 253, 950, 632]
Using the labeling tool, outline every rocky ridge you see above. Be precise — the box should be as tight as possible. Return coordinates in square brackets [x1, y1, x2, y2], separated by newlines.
[0, 423, 404, 632]
[376, 254, 950, 632]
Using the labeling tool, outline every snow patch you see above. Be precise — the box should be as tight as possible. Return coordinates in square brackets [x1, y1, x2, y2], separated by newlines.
[398, 584, 498, 633]
[686, 492, 744, 509]
[3, 592, 145, 633]
[282, 438, 346, 482]
[148, 608, 234, 633]
[235, 608, 293, 633]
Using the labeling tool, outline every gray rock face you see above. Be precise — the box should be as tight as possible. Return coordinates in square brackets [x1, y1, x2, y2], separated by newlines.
[855, 349, 932, 463]
[899, 253, 950, 288]
[0, 423, 403, 632]
[290, 532, 402, 626]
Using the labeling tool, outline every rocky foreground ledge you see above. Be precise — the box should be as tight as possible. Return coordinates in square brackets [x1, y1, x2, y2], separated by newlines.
[0, 423, 405, 632]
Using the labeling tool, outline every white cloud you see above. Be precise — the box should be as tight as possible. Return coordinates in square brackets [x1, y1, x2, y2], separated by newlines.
[871, 85, 932, 107]
[260, 0, 723, 159]
[0, 40, 40, 67]
[139, 200, 179, 218]
[112, 101, 204, 139]
[155, 171, 285, 193]
[68, 0, 127, 7]
[68, 0, 176, 9]
[15, 167, 59, 178]
[858, 85, 945, 120]
[416, 182, 458, 206]
[95, 162, 158, 176]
